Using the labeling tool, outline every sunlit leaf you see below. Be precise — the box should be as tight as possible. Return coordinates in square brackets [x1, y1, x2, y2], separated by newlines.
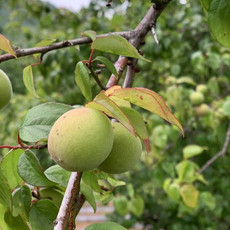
[92, 35, 150, 62]
[1, 149, 24, 189]
[176, 77, 196, 86]
[86, 91, 135, 135]
[23, 65, 39, 98]
[75, 61, 92, 101]
[107, 87, 184, 136]
[183, 145, 208, 159]
[81, 30, 97, 41]
[82, 171, 101, 193]
[180, 184, 199, 208]
[95, 56, 118, 78]
[0, 34, 16, 57]
[208, 0, 230, 48]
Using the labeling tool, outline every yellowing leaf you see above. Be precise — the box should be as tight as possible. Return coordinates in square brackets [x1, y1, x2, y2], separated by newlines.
[180, 184, 199, 208]
[0, 34, 16, 58]
[92, 35, 150, 62]
[108, 87, 184, 136]
[86, 91, 135, 135]
[23, 66, 39, 98]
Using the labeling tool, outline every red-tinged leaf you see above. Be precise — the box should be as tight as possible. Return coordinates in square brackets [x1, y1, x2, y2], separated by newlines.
[23, 66, 39, 98]
[81, 30, 97, 41]
[0, 34, 17, 58]
[91, 35, 150, 62]
[108, 87, 184, 136]
[86, 91, 135, 135]
[105, 85, 122, 96]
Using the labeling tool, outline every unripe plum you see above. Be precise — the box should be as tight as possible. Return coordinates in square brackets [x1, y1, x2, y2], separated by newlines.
[189, 91, 204, 106]
[99, 122, 142, 174]
[196, 84, 208, 94]
[0, 69, 12, 109]
[195, 104, 210, 116]
[48, 108, 114, 172]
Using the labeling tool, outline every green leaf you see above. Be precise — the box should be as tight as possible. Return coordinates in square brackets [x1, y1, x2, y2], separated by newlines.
[85, 222, 127, 230]
[19, 102, 72, 142]
[208, 0, 230, 48]
[176, 77, 196, 86]
[18, 151, 56, 187]
[222, 99, 230, 116]
[114, 196, 129, 216]
[80, 182, 96, 213]
[75, 61, 92, 101]
[1, 149, 24, 189]
[86, 91, 136, 135]
[40, 188, 64, 208]
[107, 177, 126, 188]
[4, 210, 30, 230]
[199, 0, 212, 10]
[180, 184, 199, 208]
[81, 30, 97, 41]
[183, 145, 208, 159]
[45, 165, 71, 188]
[33, 39, 56, 58]
[82, 171, 101, 193]
[12, 185, 31, 221]
[107, 86, 184, 136]
[95, 56, 118, 78]
[29, 199, 58, 230]
[167, 182, 180, 202]
[23, 65, 39, 98]
[0, 167, 12, 210]
[100, 191, 113, 204]
[128, 195, 145, 217]
[120, 106, 150, 151]
[176, 160, 199, 183]
[200, 192, 216, 210]
[0, 33, 16, 57]
[92, 35, 150, 62]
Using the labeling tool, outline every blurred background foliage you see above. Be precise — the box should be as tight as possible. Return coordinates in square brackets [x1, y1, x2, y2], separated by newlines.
[0, 0, 230, 229]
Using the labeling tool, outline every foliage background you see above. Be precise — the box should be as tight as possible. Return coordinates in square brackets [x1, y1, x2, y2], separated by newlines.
[0, 0, 230, 229]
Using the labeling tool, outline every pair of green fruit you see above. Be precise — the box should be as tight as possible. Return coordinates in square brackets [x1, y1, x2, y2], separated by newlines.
[48, 107, 142, 174]
[0, 69, 12, 110]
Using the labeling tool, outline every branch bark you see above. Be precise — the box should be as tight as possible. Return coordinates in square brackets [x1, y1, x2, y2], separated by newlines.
[199, 121, 230, 173]
[54, 172, 82, 230]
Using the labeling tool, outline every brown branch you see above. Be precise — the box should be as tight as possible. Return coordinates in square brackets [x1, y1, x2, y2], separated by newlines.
[106, 1, 172, 88]
[54, 172, 83, 230]
[199, 121, 230, 173]
[0, 31, 136, 63]
[123, 58, 138, 88]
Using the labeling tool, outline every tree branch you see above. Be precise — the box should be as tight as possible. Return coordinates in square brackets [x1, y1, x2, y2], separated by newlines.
[54, 172, 83, 230]
[123, 58, 138, 88]
[199, 121, 230, 173]
[0, 31, 136, 63]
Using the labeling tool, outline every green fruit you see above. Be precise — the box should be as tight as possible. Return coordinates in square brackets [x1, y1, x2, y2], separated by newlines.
[196, 84, 208, 94]
[195, 104, 210, 116]
[48, 108, 114, 172]
[0, 69, 12, 109]
[99, 122, 142, 174]
[189, 91, 204, 106]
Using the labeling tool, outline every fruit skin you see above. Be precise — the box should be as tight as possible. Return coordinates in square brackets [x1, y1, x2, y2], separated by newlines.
[0, 69, 12, 109]
[99, 122, 142, 174]
[189, 91, 204, 106]
[195, 104, 210, 116]
[48, 108, 114, 172]
[196, 84, 208, 94]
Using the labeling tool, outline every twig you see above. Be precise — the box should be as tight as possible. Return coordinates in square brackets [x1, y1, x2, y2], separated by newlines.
[123, 58, 138, 88]
[88, 65, 105, 90]
[199, 121, 230, 173]
[0, 31, 136, 63]
[54, 172, 82, 230]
